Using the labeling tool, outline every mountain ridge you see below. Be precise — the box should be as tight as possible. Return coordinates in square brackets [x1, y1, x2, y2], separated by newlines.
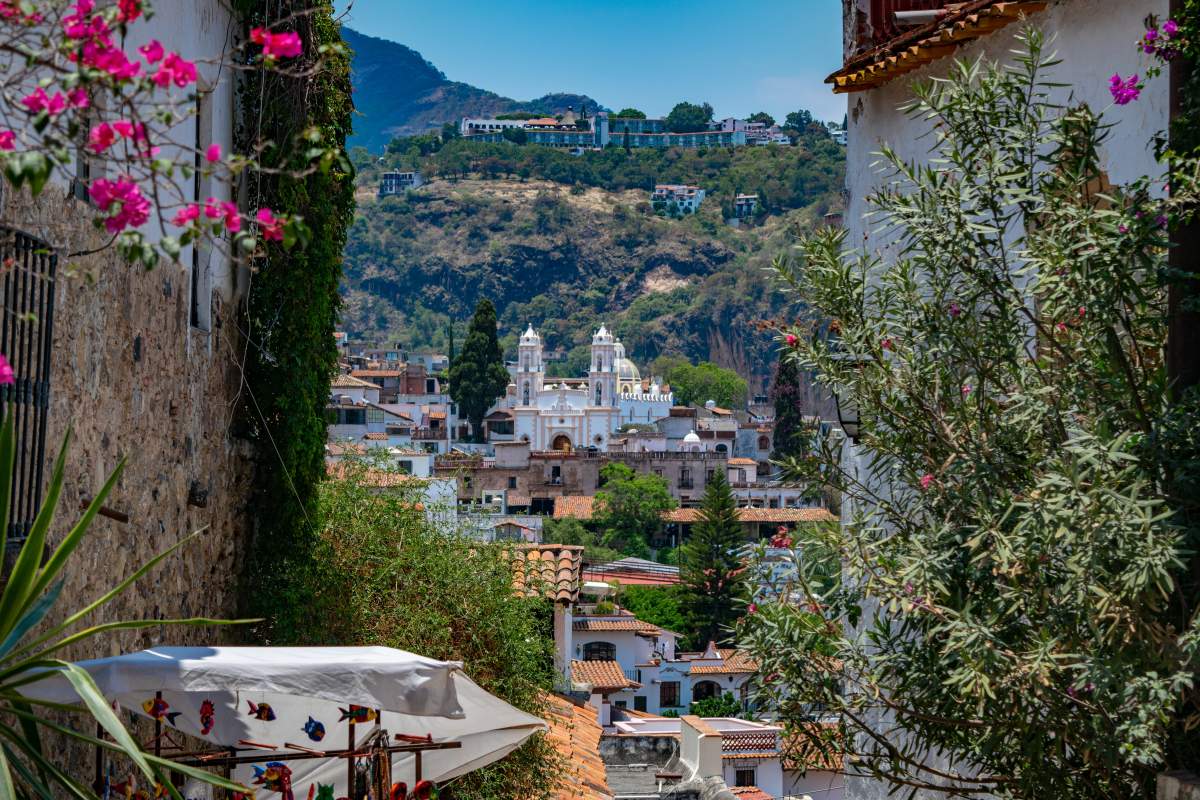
[342, 27, 606, 151]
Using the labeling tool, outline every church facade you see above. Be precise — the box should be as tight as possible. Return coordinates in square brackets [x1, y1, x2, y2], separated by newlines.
[506, 325, 672, 452]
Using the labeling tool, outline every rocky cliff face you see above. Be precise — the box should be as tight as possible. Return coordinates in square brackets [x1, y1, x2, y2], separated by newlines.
[342, 178, 812, 385]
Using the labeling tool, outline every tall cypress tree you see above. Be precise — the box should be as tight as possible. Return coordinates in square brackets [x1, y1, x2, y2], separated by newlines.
[679, 471, 746, 647]
[448, 299, 510, 442]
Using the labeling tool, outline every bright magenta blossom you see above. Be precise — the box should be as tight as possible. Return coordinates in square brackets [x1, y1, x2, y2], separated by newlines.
[250, 27, 303, 59]
[219, 201, 240, 232]
[138, 39, 164, 63]
[88, 122, 116, 153]
[256, 207, 284, 241]
[1109, 73, 1140, 105]
[919, 473, 934, 490]
[205, 143, 222, 162]
[172, 204, 200, 226]
[118, 0, 141, 22]
[0, 131, 14, 151]
[0, 354, 13, 386]
[785, 333, 798, 347]
[89, 178, 151, 233]
[152, 52, 197, 88]
[21, 88, 67, 116]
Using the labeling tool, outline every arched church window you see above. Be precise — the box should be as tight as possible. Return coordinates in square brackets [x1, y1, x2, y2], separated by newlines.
[595, 384, 603, 405]
[522, 381, 530, 406]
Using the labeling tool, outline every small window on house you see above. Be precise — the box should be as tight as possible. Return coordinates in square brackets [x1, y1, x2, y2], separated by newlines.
[634, 695, 647, 712]
[758, 435, 770, 450]
[397, 461, 413, 474]
[426, 378, 435, 393]
[659, 681, 680, 709]
[582, 642, 615, 661]
[734, 768, 756, 787]
[507, 476, 517, 489]
[614, 700, 627, 709]
[366, 407, 384, 424]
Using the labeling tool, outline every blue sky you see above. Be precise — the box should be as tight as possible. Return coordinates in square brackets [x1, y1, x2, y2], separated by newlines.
[335, 1, 847, 124]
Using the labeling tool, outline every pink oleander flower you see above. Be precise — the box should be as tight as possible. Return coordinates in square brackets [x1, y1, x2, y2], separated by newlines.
[785, 333, 798, 347]
[256, 207, 284, 241]
[0, 354, 13, 386]
[948, 301, 962, 318]
[89, 178, 150, 233]
[1055, 321, 1068, 333]
[1109, 73, 1141, 105]
[21, 88, 67, 116]
[961, 384, 972, 397]
[1118, 224, 1128, 234]
[0, 130, 14, 151]
[138, 39, 164, 63]
[881, 337, 893, 351]
[220, 201, 241, 232]
[747, 603, 757, 615]
[88, 122, 116, 153]
[250, 27, 303, 59]
[172, 204, 200, 226]
[919, 473, 934, 490]
[152, 52, 197, 88]
[205, 143, 222, 163]
[1077, 306, 1086, 318]
[118, 0, 141, 22]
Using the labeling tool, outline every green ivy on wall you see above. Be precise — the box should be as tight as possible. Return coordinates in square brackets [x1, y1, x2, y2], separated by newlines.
[234, 1, 355, 642]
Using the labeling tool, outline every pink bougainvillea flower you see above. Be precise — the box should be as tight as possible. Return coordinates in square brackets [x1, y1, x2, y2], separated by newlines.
[1109, 73, 1141, 105]
[172, 204, 200, 226]
[785, 333, 798, 347]
[205, 143, 222, 163]
[81, 39, 142, 81]
[1164, 19, 1179, 37]
[117, 0, 141, 22]
[152, 52, 198, 88]
[204, 197, 222, 219]
[0, 130, 14, 151]
[256, 207, 285, 241]
[948, 301, 962, 318]
[0, 354, 13, 386]
[88, 178, 151, 233]
[88, 122, 116, 153]
[138, 39, 164, 63]
[68, 87, 90, 109]
[21, 88, 67, 116]
[220, 201, 241, 232]
[250, 27, 303, 59]
[919, 473, 934, 490]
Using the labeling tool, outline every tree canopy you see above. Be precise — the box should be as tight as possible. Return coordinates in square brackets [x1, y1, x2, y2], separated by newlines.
[747, 111, 776, 126]
[679, 471, 746, 646]
[665, 101, 714, 133]
[783, 109, 814, 130]
[665, 361, 749, 409]
[615, 107, 646, 119]
[448, 299, 510, 442]
[593, 462, 676, 557]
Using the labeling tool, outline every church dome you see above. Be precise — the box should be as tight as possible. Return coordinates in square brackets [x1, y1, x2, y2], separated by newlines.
[683, 430, 701, 443]
[615, 356, 641, 385]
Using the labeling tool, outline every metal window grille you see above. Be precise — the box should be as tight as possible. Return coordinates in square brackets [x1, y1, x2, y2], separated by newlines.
[0, 225, 56, 546]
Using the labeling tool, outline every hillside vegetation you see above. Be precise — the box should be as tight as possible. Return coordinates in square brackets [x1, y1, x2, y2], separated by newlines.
[343, 27, 604, 150]
[342, 136, 844, 384]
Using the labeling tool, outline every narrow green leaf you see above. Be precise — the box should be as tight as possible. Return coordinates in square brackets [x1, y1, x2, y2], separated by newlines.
[0, 580, 63, 660]
[0, 412, 15, 559]
[32, 616, 253, 661]
[1, 743, 53, 800]
[56, 662, 154, 783]
[0, 739, 16, 800]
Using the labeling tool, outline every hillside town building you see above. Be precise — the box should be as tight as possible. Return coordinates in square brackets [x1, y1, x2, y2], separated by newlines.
[651, 184, 706, 215]
[378, 169, 424, 195]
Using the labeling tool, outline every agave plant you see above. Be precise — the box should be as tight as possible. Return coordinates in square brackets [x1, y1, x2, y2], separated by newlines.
[0, 414, 251, 799]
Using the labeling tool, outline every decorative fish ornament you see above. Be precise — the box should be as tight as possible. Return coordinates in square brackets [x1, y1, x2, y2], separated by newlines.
[389, 782, 407, 800]
[247, 700, 277, 721]
[337, 704, 377, 724]
[302, 716, 326, 742]
[314, 785, 335, 800]
[411, 780, 437, 800]
[141, 697, 182, 725]
[199, 699, 216, 735]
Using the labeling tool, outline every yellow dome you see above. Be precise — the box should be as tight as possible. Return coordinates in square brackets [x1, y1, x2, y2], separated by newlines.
[615, 357, 641, 391]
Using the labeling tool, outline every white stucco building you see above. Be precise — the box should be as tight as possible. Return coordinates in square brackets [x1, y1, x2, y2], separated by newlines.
[506, 324, 671, 452]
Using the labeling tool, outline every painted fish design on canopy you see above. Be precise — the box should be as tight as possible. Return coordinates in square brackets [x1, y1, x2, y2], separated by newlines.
[337, 704, 377, 724]
[199, 699, 216, 735]
[141, 697, 182, 726]
[301, 715, 325, 741]
[247, 700, 276, 721]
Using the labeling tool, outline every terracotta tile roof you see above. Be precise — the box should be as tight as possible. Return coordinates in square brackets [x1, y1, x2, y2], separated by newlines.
[325, 443, 367, 456]
[325, 462, 426, 489]
[730, 787, 772, 800]
[506, 493, 531, 506]
[736, 507, 837, 523]
[722, 732, 776, 752]
[727, 457, 757, 466]
[351, 368, 404, 378]
[573, 618, 662, 635]
[689, 649, 758, 675]
[782, 722, 845, 773]
[332, 374, 381, 389]
[363, 432, 389, 441]
[571, 660, 641, 691]
[828, 0, 1047, 94]
[542, 693, 614, 800]
[508, 544, 583, 604]
[720, 752, 776, 760]
[429, 411, 447, 420]
[553, 495, 596, 519]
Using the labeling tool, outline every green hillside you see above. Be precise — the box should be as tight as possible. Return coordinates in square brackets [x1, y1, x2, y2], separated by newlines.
[341, 135, 844, 385]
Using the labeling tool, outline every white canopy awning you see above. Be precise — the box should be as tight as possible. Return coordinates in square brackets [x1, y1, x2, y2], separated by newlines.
[20, 646, 545, 795]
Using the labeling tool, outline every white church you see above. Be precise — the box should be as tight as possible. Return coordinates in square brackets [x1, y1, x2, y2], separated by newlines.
[503, 324, 673, 452]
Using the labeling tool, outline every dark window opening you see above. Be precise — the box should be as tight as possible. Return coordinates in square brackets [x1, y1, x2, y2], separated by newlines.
[582, 642, 616, 661]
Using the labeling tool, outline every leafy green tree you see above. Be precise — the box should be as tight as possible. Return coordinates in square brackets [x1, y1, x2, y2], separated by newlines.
[679, 471, 746, 646]
[449, 299, 510, 442]
[665, 101, 714, 133]
[747, 111, 775, 126]
[501, 126, 528, 145]
[542, 517, 622, 564]
[441, 121, 460, 141]
[619, 585, 691, 645]
[665, 361, 749, 409]
[615, 108, 647, 119]
[743, 30, 1200, 799]
[783, 109, 813, 130]
[690, 692, 743, 718]
[593, 462, 676, 557]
